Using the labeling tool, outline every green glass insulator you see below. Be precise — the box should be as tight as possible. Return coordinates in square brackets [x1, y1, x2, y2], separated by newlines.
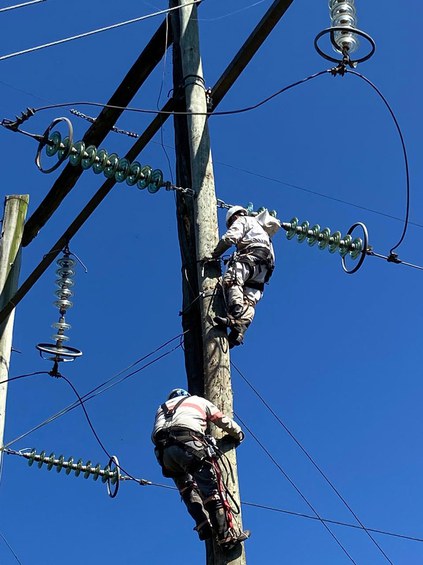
[46, 131, 62, 157]
[148, 169, 164, 193]
[58, 137, 70, 160]
[74, 459, 84, 477]
[137, 165, 153, 190]
[92, 464, 102, 481]
[56, 455, 65, 473]
[338, 234, 352, 257]
[110, 470, 119, 485]
[297, 221, 310, 243]
[286, 217, 299, 240]
[103, 153, 119, 179]
[92, 149, 109, 174]
[126, 161, 142, 186]
[27, 449, 37, 466]
[83, 461, 92, 479]
[101, 465, 111, 483]
[81, 145, 97, 170]
[329, 231, 341, 253]
[269, 210, 277, 218]
[115, 158, 130, 183]
[47, 453, 55, 471]
[65, 457, 74, 475]
[307, 224, 321, 247]
[38, 451, 46, 469]
[246, 203, 254, 213]
[69, 141, 86, 166]
[256, 206, 265, 214]
[318, 228, 331, 250]
[350, 237, 363, 260]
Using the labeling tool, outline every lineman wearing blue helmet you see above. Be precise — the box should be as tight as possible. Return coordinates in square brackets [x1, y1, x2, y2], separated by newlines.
[152, 389, 248, 549]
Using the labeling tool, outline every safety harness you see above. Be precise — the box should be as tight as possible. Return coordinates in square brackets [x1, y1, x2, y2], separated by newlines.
[153, 398, 209, 476]
[227, 246, 274, 292]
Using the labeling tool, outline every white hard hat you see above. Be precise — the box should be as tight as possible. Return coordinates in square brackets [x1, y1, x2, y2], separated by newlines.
[226, 206, 247, 228]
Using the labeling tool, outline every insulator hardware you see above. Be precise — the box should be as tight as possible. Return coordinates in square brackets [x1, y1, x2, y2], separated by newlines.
[21, 449, 120, 498]
[329, 0, 359, 55]
[36, 118, 165, 194]
[36, 247, 82, 367]
[314, 1, 375, 67]
[282, 217, 369, 273]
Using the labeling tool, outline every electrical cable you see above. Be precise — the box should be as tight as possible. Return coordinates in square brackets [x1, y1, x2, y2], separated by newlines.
[156, 12, 174, 184]
[59, 374, 146, 486]
[0, 0, 45, 12]
[1, 332, 186, 451]
[0, 531, 22, 565]
[16, 69, 329, 118]
[195, 0, 268, 22]
[232, 361, 394, 564]
[0, 1, 201, 62]
[0, 370, 49, 385]
[234, 412, 358, 564]
[347, 69, 410, 255]
[70, 108, 423, 232]
[241, 501, 423, 543]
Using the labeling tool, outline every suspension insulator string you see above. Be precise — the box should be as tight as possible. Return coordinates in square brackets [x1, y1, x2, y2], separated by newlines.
[36, 246, 82, 373]
[314, 0, 376, 73]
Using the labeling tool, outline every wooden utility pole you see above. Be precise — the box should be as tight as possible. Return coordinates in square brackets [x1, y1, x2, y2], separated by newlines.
[171, 2, 246, 563]
[0, 195, 29, 460]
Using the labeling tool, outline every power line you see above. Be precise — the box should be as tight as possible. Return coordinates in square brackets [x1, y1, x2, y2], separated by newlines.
[348, 70, 410, 255]
[235, 412, 358, 564]
[18, 69, 328, 117]
[1, 332, 185, 450]
[232, 361, 394, 564]
[0, 0, 45, 13]
[0, 531, 22, 565]
[242, 501, 423, 544]
[69, 108, 423, 231]
[0, 370, 49, 386]
[0, 1, 201, 61]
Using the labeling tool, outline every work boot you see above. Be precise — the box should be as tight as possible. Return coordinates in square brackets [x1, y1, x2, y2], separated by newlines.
[218, 529, 251, 550]
[227, 329, 244, 349]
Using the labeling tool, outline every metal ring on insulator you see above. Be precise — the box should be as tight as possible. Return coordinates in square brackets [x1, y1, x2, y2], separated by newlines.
[106, 455, 120, 498]
[36, 343, 83, 361]
[314, 27, 376, 65]
[341, 222, 369, 274]
[35, 117, 74, 174]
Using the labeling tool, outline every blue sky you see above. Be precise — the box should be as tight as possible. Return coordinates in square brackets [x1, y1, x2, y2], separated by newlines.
[1, 1, 423, 564]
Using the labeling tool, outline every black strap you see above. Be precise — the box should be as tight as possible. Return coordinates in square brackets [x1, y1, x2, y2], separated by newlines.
[161, 396, 188, 419]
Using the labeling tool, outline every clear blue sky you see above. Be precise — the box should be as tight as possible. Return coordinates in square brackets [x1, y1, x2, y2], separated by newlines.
[1, 1, 422, 564]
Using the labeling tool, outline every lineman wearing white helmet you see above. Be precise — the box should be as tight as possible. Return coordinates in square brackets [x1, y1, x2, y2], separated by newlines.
[152, 388, 248, 548]
[209, 205, 275, 347]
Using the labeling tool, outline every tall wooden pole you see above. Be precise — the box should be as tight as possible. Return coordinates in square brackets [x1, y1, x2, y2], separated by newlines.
[0, 195, 29, 460]
[171, 2, 246, 563]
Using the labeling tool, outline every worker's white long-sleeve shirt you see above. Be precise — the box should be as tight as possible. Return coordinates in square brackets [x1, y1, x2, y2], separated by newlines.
[152, 395, 242, 440]
[222, 216, 273, 258]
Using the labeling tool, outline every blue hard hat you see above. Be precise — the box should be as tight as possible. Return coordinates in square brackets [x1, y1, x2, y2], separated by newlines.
[168, 388, 191, 400]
